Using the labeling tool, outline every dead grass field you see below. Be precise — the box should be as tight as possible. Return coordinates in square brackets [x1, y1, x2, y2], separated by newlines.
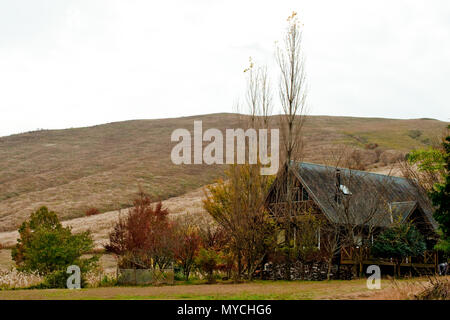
[0, 186, 208, 249]
[0, 113, 447, 232]
[0, 277, 446, 300]
[0, 249, 13, 270]
[0, 164, 393, 250]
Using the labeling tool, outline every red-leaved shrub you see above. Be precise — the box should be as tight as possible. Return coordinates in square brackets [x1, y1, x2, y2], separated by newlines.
[105, 192, 177, 270]
[85, 207, 100, 216]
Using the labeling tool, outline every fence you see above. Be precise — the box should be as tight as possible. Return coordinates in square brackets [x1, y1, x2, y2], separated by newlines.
[340, 246, 437, 267]
[117, 268, 174, 285]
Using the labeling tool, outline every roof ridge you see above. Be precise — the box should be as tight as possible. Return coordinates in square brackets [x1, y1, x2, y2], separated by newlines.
[390, 201, 417, 204]
[296, 161, 407, 180]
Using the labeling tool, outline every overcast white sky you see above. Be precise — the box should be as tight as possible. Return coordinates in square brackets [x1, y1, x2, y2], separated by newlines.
[0, 0, 449, 137]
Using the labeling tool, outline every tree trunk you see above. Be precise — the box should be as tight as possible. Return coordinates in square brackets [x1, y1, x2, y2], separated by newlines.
[327, 257, 333, 280]
[184, 267, 190, 281]
[237, 251, 242, 280]
[248, 263, 253, 281]
[284, 231, 291, 280]
[336, 261, 341, 280]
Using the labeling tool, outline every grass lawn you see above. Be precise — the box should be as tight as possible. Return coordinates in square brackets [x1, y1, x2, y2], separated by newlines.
[0, 277, 435, 300]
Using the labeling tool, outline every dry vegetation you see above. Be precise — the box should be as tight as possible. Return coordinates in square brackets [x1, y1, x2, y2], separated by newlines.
[0, 269, 43, 289]
[342, 276, 450, 300]
[0, 113, 447, 232]
[0, 186, 209, 249]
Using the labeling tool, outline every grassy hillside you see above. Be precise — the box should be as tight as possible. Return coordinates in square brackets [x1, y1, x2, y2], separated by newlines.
[0, 113, 447, 231]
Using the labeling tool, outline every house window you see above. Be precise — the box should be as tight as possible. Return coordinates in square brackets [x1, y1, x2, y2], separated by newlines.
[302, 187, 309, 201]
[292, 187, 309, 202]
[317, 226, 321, 249]
[353, 235, 363, 246]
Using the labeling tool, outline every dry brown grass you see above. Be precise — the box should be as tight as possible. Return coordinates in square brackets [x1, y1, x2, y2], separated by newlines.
[0, 186, 209, 249]
[0, 248, 14, 270]
[0, 113, 447, 232]
[333, 276, 450, 300]
[0, 269, 43, 289]
[414, 276, 450, 300]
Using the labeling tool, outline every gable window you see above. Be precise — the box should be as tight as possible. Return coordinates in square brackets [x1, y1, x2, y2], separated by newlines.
[292, 186, 309, 202]
[302, 187, 309, 201]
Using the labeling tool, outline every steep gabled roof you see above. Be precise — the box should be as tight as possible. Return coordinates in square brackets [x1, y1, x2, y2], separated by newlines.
[290, 162, 438, 229]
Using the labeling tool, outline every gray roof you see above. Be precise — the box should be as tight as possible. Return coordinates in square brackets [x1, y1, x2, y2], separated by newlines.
[290, 162, 438, 229]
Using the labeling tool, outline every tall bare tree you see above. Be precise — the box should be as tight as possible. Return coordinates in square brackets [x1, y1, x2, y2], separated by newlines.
[277, 11, 308, 166]
[274, 11, 309, 279]
[203, 58, 277, 280]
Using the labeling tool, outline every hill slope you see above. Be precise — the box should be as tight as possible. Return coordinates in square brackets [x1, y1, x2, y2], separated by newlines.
[0, 187, 207, 249]
[0, 113, 447, 231]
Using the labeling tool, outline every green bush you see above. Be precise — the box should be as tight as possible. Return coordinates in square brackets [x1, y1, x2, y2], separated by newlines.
[371, 222, 426, 277]
[98, 274, 118, 287]
[40, 270, 88, 289]
[174, 271, 185, 281]
[11, 206, 98, 288]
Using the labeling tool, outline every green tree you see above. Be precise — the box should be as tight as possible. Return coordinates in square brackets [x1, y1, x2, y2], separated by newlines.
[371, 222, 426, 277]
[407, 148, 446, 173]
[430, 128, 450, 253]
[407, 125, 450, 254]
[195, 248, 220, 283]
[12, 206, 98, 287]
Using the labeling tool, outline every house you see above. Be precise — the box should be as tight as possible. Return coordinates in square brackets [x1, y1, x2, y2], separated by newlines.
[265, 161, 440, 275]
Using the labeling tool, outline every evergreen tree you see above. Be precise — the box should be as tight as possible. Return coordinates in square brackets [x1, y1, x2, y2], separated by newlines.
[372, 222, 426, 277]
[431, 126, 450, 253]
[12, 206, 97, 287]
